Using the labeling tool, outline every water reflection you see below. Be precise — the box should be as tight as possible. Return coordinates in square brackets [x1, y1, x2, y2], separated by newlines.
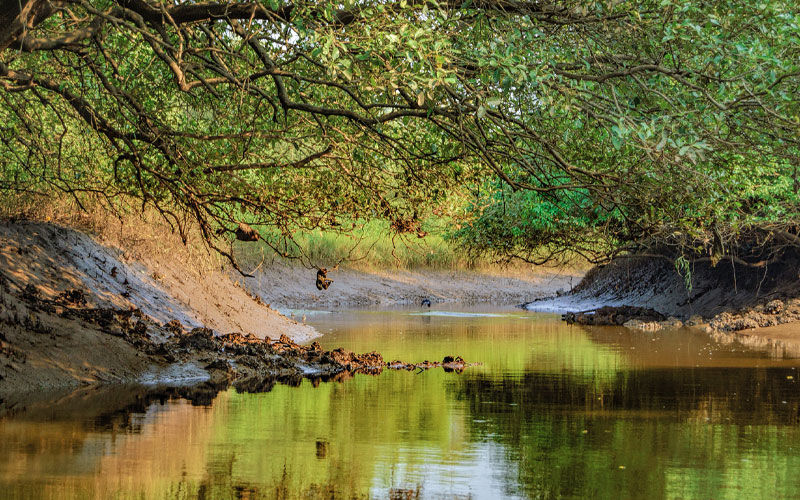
[2, 310, 800, 499]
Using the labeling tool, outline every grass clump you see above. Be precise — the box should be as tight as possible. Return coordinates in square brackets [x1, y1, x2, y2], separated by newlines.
[235, 219, 494, 271]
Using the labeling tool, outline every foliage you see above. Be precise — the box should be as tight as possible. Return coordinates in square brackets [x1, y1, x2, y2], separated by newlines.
[238, 219, 491, 270]
[1, 0, 799, 269]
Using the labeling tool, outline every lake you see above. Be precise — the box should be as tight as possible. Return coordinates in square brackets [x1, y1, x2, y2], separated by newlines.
[2, 308, 800, 499]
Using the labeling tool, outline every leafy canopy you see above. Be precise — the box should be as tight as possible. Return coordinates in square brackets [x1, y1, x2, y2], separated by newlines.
[1, 0, 798, 269]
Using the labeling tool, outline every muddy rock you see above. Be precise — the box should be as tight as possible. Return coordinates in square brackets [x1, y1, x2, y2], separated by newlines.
[442, 355, 467, 373]
[563, 306, 666, 326]
[685, 315, 705, 327]
[661, 317, 684, 329]
[56, 289, 87, 307]
[164, 319, 184, 335]
[623, 320, 662, 331]
[705, 300, 800, 332]
[326, 348, 384, 371]
[61, 306, 147, 338]
[179, 328, 218, 350]
[765, 299, 784, 315]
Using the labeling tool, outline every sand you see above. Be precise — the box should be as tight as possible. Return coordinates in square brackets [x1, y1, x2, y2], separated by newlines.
[246, 264, 581, 308]
[0, 221, 318, 393]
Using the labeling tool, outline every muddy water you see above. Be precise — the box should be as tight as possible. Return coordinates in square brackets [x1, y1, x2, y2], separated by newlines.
[3, 309, 800, 499]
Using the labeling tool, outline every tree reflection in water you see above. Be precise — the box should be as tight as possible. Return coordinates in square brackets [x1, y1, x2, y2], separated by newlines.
[2, 311, 800, 499]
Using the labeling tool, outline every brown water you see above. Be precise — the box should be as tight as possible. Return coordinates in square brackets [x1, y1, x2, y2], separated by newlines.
[2, 308, 800, 499]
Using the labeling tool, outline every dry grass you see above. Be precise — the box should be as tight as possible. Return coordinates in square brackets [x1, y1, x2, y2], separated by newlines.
[232, 220, 582, 273]
[0, 194, 223, 276]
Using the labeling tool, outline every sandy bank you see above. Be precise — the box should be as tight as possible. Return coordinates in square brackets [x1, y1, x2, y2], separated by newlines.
[0, 220, 319, 393]
[246, 264, 582, 308]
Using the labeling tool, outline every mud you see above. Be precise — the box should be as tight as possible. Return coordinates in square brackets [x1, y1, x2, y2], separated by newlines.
[562, 306, 666, 326]
[528, 254, 800, 342]
[250, 264, 582, 308]
[0, 277, 475, 395]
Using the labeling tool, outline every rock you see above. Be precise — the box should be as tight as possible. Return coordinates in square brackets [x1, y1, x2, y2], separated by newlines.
[164, 319, 183, 335]
[730, 317, 760, 330]
[685, 315, 705, 327]
[659, 317, 683, 329]
[179, 328, 217, 350]
[765, 299, 784, 315]
[441, 355, 467, 373]
[55, 289, 87, 306]
[623, 319, 662, 331]
[189, 327, 214, 338]
[355, 351, 384, 369]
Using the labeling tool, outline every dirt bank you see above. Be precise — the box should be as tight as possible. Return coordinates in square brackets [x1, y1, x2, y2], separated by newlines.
[0, 221, 484, 394]
[0, 221, 316, 341]
[527, 255, 800, 317]
[0, 220, 313, 393]
[526, 255, 800, 355]
[246, 264, 582, 308]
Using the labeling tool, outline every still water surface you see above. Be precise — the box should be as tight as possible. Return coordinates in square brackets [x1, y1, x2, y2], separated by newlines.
[2, 308, 800, 499]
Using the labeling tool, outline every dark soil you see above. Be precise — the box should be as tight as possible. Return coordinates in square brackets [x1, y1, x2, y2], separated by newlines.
[0, 276, 476, 394]
[527, 252, 800, 333]
[562, 306, 666, 326]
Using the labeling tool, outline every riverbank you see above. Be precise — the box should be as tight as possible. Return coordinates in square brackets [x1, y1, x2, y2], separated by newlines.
[0, 220, 325, 394]
[526, 255, 800, 356]
[0, 220, 519, 394]
[245, 264, 581, 308]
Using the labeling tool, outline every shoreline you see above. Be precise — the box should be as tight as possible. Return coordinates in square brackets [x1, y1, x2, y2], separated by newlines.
[0, 221, 537, 394]
[6, 219, 800, 397]
[524, 256, 800, 358]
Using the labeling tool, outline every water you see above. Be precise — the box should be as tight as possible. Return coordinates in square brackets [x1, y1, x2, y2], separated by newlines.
[2, 308, 800, 499]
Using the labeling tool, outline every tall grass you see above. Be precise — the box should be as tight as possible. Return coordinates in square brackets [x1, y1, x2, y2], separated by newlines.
[0, 193, 581, 273]
[235, 220, 499, 271]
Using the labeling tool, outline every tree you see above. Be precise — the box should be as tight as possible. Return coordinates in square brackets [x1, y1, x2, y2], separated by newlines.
[1, 1, 798, 270]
